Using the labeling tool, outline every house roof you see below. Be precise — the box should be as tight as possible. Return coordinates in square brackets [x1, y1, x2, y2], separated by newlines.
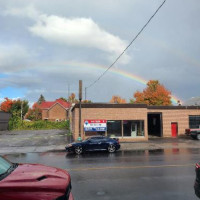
[40, 99, 71, 110]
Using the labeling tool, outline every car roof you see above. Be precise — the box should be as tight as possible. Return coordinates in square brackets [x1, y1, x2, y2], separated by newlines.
[89, 135, 105, 139]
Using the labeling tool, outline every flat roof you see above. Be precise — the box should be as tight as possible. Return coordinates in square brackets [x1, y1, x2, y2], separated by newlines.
[148, 105, 200, 109]
[71, 103, 200, 111]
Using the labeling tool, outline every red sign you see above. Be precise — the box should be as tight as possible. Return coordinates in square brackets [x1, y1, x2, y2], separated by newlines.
[84, 120, 107, 123]
[84, 120, 107, 132]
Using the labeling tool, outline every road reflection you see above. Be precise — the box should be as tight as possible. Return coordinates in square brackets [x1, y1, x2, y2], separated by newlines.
[4, 148, 200, 171]
[3, 148, 198, 200]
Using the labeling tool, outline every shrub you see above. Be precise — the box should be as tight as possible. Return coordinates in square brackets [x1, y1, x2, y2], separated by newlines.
[8, 111, 22, 130]
[9, 120, 69, 130]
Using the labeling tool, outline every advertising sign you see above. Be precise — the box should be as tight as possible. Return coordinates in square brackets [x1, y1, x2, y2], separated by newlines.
[84, 120, 107, 132]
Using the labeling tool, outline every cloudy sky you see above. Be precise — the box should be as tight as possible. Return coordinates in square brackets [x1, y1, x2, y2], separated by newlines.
[0, 0, 200, 105]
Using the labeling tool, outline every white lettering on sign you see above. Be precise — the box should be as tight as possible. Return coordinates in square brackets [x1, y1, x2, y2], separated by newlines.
[84, 120, 107, 132]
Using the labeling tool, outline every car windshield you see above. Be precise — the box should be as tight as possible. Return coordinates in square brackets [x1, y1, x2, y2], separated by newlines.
[82, 138, 90, 142]
[0, 157, 12, 175]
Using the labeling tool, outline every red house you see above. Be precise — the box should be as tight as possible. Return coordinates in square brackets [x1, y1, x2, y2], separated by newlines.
[40, 99, 71, 121]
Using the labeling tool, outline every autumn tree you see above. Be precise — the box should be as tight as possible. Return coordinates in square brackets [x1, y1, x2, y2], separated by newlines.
[26, 103, 42, 121]
[0, 98, 29, 116]
[1, 98, 29, 129]
[59, 97, 68, 102]
[131, 80, 172, 105]
[11, 99, 29, 118]
[110, 96, 127, 104]
[37, 94, 45, 105]
[68, 93, 92, 103]
[82, 100, 92, 103]
[68, 93, 78, 103]
[0, 98, 13, 112]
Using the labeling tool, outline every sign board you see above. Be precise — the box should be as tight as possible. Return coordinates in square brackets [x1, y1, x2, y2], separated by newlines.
[84, 120, 107, 132]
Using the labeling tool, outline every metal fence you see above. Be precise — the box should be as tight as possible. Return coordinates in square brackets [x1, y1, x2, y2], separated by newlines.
[0, 111, 11, 131]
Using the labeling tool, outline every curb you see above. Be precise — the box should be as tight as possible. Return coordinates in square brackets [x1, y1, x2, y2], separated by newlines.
[1, 142, 200, 155]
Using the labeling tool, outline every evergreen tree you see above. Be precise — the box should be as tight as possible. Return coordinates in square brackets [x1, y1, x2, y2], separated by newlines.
[37, 94, 45, 105]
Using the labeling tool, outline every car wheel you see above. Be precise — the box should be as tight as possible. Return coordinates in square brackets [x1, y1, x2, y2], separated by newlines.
[196, 134, 200, 140]
[191, 136, 196, 140]
[108, 144, 116, 153]
[75, 146, 83, 154]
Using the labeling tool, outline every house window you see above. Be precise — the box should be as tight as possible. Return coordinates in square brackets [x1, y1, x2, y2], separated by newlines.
[189, 116, 200, 129]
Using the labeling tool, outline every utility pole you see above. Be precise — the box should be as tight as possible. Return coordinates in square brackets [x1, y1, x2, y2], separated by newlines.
[78, 80, 82, 141]
[85, 87, 87, 100]
[21, 100, 23, 121]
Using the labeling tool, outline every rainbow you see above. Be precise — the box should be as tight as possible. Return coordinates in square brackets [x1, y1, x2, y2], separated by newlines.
[59, 61, 181, 105]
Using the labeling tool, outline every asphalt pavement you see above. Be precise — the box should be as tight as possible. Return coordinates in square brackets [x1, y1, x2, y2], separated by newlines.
[1, 130, 200, 154]
[4, 148, 200, 200]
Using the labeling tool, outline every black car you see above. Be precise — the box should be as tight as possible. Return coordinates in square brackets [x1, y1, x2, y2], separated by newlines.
[195, 163, 200, 198]
[66, 136, 120, 154]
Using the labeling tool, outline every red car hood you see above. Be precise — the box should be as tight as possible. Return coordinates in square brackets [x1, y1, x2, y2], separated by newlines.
[0, 163, 71, 200]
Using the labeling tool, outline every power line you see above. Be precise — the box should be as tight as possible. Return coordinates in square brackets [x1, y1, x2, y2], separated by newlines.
[86, 0, 167, 91]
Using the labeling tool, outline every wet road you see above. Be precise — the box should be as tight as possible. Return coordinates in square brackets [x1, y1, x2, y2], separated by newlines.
[4, 148, 200, 200]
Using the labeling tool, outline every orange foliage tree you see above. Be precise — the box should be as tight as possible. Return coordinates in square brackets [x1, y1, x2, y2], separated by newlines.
[68, 93, 79, 103]
[26, 103, 42, 121]
[68, 93, 92, 103]
[0, 98, 14, 112]
[131, 80, 172, 105]
[110, 96, 127, 104]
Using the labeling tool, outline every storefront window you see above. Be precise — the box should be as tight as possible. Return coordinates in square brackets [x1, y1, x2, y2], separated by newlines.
[107, 120, 122, 137]
[107, 120, 144, 138]
[189, 116, 200, 129]
[123, 120, 144, 137]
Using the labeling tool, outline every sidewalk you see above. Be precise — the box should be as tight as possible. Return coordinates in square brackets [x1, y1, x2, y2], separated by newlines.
[120, 137, 200, 151]
[1, 131, 200, 154]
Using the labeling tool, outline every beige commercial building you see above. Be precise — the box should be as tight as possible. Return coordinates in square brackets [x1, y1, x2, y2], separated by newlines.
[71, 103, 200, 141]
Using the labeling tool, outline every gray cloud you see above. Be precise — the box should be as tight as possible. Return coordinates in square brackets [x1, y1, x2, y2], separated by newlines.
[0, 0, 200, 104]
[4, 6, 130, 64]
[0, 45, 31, 73]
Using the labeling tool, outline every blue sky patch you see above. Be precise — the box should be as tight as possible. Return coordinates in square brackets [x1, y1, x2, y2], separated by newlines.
[0, 87, 27, 100]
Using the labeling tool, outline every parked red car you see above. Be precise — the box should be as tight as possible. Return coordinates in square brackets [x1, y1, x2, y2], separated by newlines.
[0, 156, 73, 200]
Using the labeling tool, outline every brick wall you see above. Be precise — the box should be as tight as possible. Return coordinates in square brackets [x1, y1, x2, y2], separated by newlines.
[72, 105, 200, 141]
[149, 109, 200, 137]
[47, 103, 67, 121]
[42, 109, 48, 120]
[73, 107, 148, 141]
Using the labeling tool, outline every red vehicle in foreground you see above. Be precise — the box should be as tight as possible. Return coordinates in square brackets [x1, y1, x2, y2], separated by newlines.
[195, 163, 200, 198]
[0, 156, 73, 200]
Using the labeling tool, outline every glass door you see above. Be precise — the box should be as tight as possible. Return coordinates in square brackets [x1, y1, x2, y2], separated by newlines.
[131, 122, 137, 137]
